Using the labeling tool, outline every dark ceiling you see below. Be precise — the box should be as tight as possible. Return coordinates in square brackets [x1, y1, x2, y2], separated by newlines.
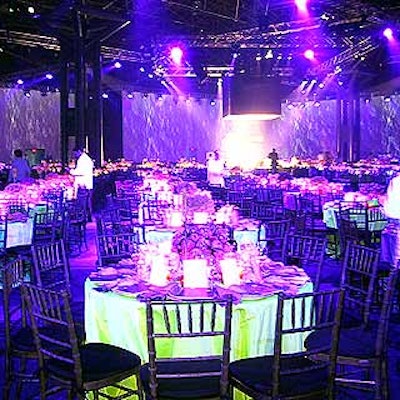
[0, 0, 400, 98]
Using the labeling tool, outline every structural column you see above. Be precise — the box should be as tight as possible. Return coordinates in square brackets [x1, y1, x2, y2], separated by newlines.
[74, 8, 87, 149]
[87, 42, 103, 166]
[336, 86, 361, 162]
[59, 41, 70, 166]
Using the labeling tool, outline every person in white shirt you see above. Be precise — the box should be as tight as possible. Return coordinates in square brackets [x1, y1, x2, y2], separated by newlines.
[207, 150, 225, 187]
[384, 173, 400, 223]
[70, 147, 94, 220]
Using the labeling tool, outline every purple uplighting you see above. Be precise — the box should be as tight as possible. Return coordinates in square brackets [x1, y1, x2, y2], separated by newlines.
[383, 27, 394, 41]
[304, 49, 315, 60]
[170, 47, 184, 65]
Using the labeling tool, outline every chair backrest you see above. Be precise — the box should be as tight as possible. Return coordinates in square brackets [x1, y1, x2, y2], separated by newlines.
[1, 258, 27, 353]
[32, 210, 59, 244]
[375, 268, 399, 356]
[31, 240, 71, 294]
[96, 232, 140, 267]
[21, 284, 83, 388]
[282, 234, 327, 290]
[272, 289, 344, 398]
[141, 200, 165, 225]
[145, 298, 233, 399]
[340, 242, 380, 326]
[258, 219, 291, 260]
[251, 203, 277, 221]
[339, 201, 367, 229]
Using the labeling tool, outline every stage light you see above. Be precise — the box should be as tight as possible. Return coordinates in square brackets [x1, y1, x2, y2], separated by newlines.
[139, 66, 145, 73]
[114, 61, 122, 69]
[210, 99, 216, 106]
[384, 96, 391, 102]
[232, 52, 239, 59]
[255, 54, 262, 61]
[295, 0, 307, 12]
[148, 73, 154, 78]
[383, 27, 394, 41]
[102, 93, 109, 99]
[27, 6, 35, 14]
[265, 50, 273, 59]
[17, 79, 24, 85]
[304, 49, 315, 60]
[170, 46, 183, 65]
[45, 73, 53, 80]
[318, 83, 325, 89]
[334, 66, 342, 74]
[24, 91, 31, 98]
[127, 93, 134, 99]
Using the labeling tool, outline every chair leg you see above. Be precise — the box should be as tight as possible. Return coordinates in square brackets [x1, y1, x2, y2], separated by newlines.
[380, 357, 389, 400]
[16, 357, 27, 399]
[4, 352, 12, 400]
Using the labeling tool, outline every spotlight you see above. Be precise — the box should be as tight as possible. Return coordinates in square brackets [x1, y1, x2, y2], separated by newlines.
[139, 66, 145, 73]
[17, 79, 24, 85]
[102, 93, 109, 99]
[295, 0, 308, 12]
[210, 99, 216, 106]
[127, 93, 134, 99]
[232, 52, 239, 59]
[24, 91, 31, 98]
[304, 49, 315, 60]
[255, 54, 262, 61]
[45, 73, 53, 80]
[334, 66, 342, 74]
[384, 96, 391, 102]
[114, 61, 122, 69]
[27, 6, 35, 14]
[148, 73, 154, 78]
[265, 50, 273, 59]
[170, 46, 183, 65]
[383, 28, 394, 41]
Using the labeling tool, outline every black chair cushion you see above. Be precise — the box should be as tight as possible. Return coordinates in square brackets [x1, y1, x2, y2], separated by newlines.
[140, 359, 222, 399]
[47, 343, 141, 383]
[304, 326, 377, 359]
[11, 326, 36, 352]
[229, 355, 329, 397]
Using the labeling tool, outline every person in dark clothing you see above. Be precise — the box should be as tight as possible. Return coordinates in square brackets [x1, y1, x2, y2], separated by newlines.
[8, 149, 31, 183]
[268, 148, 279, 174]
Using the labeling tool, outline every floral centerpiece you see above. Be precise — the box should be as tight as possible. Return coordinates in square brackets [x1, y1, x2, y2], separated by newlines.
[172, 223, 234, 261]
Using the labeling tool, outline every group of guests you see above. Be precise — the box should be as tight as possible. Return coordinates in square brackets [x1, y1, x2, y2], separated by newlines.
[8, 147, 93, 190]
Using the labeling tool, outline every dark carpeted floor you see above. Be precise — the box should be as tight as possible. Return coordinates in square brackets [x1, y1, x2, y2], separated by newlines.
[1, 221, 399, 399]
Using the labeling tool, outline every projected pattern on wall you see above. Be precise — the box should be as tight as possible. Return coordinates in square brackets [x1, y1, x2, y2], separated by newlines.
[123, 93, 400, 166]
[0, 89, 60, 162]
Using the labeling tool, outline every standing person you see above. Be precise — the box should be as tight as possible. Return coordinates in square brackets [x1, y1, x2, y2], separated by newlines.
[70, 147, 94, 221]
[268, 148, 279, 174]
[8, 149, 31, 183]
[384, 172, 400, 225]
[207, 150, 225, 187]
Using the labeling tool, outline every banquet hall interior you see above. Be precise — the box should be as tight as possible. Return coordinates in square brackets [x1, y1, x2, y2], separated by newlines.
[2, 0, 400, 399]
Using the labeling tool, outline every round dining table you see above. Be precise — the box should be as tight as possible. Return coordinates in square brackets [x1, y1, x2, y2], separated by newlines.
[84, 264, 313, 398]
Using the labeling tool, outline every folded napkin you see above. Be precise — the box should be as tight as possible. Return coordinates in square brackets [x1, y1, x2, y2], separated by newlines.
[90, 273, 120, 281]
[137, 282, 182, 302]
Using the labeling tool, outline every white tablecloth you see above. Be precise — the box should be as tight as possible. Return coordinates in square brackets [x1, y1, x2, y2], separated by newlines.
[6, 219, 33, 248]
